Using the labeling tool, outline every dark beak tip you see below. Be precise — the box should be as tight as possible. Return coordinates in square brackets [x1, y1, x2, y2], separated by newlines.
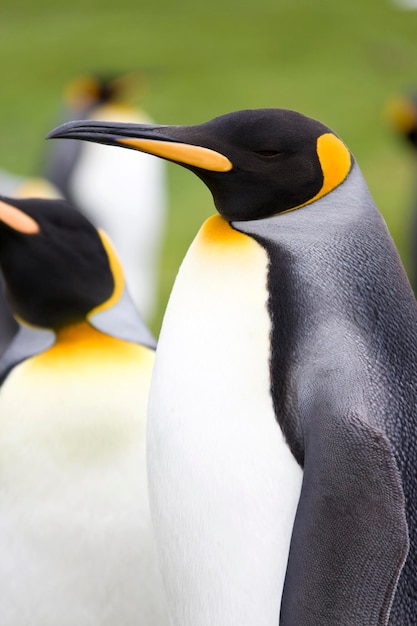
[46, 123, 72, 140]
[46, 119, 93, 140]
[45, 128, 59, 140]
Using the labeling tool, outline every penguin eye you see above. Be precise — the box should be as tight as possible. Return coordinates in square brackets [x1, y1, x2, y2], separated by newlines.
[255, 150, 282, 157]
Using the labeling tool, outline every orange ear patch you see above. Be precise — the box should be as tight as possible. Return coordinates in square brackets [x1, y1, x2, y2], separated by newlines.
[0, 200, 40, 234]
[289, 133, 351, 213]
[315, 133, 352, 198]
[64, 75, 100, 108]
[384, 96, 417, 134]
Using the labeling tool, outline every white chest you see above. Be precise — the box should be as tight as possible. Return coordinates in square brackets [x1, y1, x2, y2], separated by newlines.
[0, 336, 167, 626]
[148, 216, 303, 626]
[69, 107, 166, 319]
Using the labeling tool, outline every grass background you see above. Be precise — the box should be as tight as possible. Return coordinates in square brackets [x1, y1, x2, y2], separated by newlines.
[1, 0, 417, 333]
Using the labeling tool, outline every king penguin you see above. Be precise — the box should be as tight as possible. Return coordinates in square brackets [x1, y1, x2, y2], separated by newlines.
[0, 178, 60, 355]
[0, 196, 167, 626]
[48, 108, 417, 625]
[385, 91, 417, 292]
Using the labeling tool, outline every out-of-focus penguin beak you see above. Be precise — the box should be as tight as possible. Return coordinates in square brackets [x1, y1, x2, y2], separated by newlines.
[47, 120, 233, 173]
[0, 198, 40, 235]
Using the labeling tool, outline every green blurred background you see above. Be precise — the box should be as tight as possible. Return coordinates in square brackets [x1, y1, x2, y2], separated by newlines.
[1, 0, 417, 334]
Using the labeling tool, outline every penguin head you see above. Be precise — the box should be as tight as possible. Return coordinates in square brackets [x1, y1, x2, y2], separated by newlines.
[64, 71, 147, 114]
[0, 196, 117, 329]
[47, 108, 352, 221]
[384, 92, 417, 149]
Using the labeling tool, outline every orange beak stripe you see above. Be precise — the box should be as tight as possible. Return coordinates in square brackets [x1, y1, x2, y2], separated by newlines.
[118, 137, 233, 172]
[0, 200, 40, 234]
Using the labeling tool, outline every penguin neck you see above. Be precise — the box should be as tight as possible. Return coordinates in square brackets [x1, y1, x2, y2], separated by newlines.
[48, 320, 126, 360]
[230, 162, 414, 465]
[232, 162, 384, 295]
[48, 319, 136, 357]
[54, 320, 106, 345]
[53, 318, 148, 353]
[25, 318, 152, 375]
[197, 213, 255, 253]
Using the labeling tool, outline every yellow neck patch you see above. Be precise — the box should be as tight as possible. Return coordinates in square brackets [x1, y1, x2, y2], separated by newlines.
[16, 178, 61, 200]
[28, 321, 153, 372]
[198, 214, 251, 249]
[88, 230, 124, 318]
[194, 215, 263, 270]
[54, 322, 118, 351]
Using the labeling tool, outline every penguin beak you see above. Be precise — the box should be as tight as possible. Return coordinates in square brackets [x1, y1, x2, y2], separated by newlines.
[46, 120, 233, 173]
[0, 198, 40, 235]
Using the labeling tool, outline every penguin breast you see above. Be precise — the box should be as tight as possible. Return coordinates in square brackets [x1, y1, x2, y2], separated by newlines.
[147, 215, 303, 626]
[0, 325, 166, 626]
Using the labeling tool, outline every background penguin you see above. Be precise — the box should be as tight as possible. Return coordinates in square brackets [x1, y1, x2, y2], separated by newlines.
[0, 175, 60, 354]
[41, 71, 167, 322]
[385, 91, 417, 292]
[0, 71, 167, 327]
[48, 109, 417, 625]
[0, 195, 167, 626]
[0, 71, 166, 367]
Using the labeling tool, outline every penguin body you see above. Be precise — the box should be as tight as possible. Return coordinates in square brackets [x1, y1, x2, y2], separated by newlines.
[0, 326, 159, 626]
[0, 196, 166, 626]
[49, 109, 417, 625]
[148, 164, 412, 626]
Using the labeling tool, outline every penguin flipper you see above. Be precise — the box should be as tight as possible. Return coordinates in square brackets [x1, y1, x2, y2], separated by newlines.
[280, 412, 408, 626]
[0, 324, 55, 385]
[88, 286, 157, 349]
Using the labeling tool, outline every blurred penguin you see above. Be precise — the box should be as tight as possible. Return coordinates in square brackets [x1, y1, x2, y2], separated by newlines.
[41, 71, 167, 323]
[0, 194, 167, 626]
[0, 72, 166, 356]
[385, 90, 417, 291]
[0, 174, 60, 354]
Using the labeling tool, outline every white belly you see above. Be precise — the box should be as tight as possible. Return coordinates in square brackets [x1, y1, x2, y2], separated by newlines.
[148, 216, 303, 626]
[0, 337, 167, 626]
[69, 106, 166, 321]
